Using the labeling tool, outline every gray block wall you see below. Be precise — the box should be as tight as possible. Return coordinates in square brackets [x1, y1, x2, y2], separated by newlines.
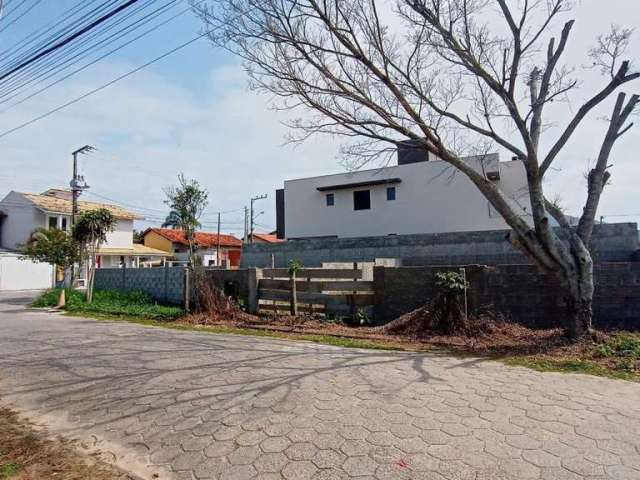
[241, 223, 639, 268]
[94, 266, 185, 305]
[374, 263, 640, 330]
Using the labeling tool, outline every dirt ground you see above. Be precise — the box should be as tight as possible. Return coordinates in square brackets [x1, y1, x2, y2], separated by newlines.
[0, 405, 132, 480]
[182, 312, 640, 381]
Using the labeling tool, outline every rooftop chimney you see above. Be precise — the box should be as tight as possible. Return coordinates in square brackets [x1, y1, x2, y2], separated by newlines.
[397, 139, 429, 165]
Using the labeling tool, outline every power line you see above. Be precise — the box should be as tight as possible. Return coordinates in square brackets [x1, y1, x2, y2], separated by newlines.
[0, 0, 213, 106]
[0, 0, 172, 98]
[0, 1, 125, 80]
[0, 0, 42, 34]
[0, 0, 104, 65]
[0, 31, 210, 140]
[0, 0, 185, 110]
[0, 0, 143, 82]
[84, 191, 246, 218]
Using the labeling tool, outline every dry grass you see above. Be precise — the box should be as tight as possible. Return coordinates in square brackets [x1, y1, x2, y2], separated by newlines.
[0, 406, 128, 480]
[181, 311, 640, 381]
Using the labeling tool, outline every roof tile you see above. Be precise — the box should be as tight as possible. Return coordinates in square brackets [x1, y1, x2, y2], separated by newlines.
[22, 192, 140, 220]
[146, 228, 242, 248]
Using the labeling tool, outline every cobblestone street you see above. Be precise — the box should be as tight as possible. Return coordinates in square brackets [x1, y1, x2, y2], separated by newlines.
[1, 293, 639, 479]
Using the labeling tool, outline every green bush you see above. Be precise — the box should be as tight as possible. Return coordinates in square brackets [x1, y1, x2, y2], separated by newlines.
[32, 288, 184, 320]
[593, 334, 640, 360]
[31, 288, 84, 308]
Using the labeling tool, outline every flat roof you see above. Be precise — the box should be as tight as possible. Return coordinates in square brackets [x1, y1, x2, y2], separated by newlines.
[316, 178, 402, 192]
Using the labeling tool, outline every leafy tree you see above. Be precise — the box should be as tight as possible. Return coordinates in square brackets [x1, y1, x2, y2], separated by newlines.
[195, 0, 639, 338]
[132, 229, 144, 244]
[163, 174, 209, 268]
[72, 209, 116, 303]
[21, 228, 80, 307]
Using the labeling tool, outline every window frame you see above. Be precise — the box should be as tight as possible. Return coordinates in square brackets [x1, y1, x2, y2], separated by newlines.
[326, 193, 335, 207]
[353, 189, 371, 211]
[47, 216, 58, 230]
[386, 186, 396, 201]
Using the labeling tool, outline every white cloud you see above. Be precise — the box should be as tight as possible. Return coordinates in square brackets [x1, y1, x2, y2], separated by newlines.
[0, 61, 343, 234]
[0, 0, 638, 234]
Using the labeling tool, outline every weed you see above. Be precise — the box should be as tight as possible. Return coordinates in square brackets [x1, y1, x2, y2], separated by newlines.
[32, 289, 184, 320]
[0, 463, 20, 479]
[504, 357, 636, 381]
[593, 333, 640, 360]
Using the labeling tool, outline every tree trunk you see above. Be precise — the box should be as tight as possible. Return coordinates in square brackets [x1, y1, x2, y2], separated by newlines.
[87, 250, 96, 303]
[565, 293, 593, 339]
[57, 289, 66, 309]
[562, 251, 595, 339]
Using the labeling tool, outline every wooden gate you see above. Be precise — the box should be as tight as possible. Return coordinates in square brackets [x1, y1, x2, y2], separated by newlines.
[258, 267, 374, 317]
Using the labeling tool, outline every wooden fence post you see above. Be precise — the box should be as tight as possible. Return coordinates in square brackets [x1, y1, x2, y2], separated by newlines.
[270, 255, 276, 315]
[350, 262, 358, 319]
[184, 267, 191, 312]
[247, 268, 262, 314]
[290, 271, 298, 316]
[307, 276, 312, 316]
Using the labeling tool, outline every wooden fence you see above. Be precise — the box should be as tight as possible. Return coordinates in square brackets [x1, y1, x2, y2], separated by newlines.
[258, 266, 375, 317]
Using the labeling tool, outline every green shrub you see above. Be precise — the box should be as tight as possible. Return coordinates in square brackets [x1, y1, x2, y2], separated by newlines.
[593, 334, 640, 360]
[32, 288, 184, 320]
[0, 462, 21, 478]
[30, 289, 84, 308]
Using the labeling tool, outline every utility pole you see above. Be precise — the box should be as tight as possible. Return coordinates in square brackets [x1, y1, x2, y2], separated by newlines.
[70, 145, 94, 225]
[216, 212, 221, 267]
[243, 207, 249, 243]
[70, 145, 94, 281]
[250, 194, 268, 244]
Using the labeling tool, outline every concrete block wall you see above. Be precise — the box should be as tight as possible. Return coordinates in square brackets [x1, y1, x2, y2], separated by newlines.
[374, 263, 640, 330]
[94, 266, 185, 305]
[242, 223, 639, 268]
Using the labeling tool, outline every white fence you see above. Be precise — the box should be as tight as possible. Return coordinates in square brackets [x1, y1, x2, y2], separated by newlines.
[0, 251, 54, 291]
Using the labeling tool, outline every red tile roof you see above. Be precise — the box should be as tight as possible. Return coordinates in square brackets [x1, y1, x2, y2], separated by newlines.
[145, 228, 242, 248]
[252, 233, 284, 243]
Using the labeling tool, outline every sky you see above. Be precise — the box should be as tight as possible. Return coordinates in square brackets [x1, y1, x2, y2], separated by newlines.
[0, 0, 638, 236]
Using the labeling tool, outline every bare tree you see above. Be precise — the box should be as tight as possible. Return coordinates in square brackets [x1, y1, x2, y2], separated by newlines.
[194, 0, 639, 338]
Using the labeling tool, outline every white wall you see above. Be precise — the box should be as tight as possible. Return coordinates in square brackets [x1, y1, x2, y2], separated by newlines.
[0, 252, 54, 291]
[284, 157, 532, 239]
[0, 192, 134, 250]
[104, 219, 133, 249]
[0, 191, 44, 250]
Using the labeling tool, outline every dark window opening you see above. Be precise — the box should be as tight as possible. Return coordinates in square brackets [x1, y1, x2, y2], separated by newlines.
[48, 216, 57, 229]
[386, 186, 396, 201]
[61, 217, 68, 230]
[353, 190, 371, 210]
[326, 193, 334, 206]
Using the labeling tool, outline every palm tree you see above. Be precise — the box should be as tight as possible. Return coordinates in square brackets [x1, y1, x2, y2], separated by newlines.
[163, 174, 208, 267]
[162, 210, 182, 229]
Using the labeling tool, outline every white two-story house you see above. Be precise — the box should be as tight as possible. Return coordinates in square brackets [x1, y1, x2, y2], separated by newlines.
[0, 189, 169, 268]
[275, 145, 532, 240]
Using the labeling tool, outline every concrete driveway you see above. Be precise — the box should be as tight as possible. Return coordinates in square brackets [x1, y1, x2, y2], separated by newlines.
[0, 292, 639, 480]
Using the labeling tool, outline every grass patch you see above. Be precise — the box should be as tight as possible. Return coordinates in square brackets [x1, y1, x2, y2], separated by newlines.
[32, 288, 184, 320]
[0, 406, 120, 479]
[593, 333, 640, 360]
[68, 310, 639, 381]
[503, 356, 637, 381]
[0, 463, 20, 479]
[37, 291, 637, 382]
[64, 311, 411, 352]
[502, 332, 640, 382]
